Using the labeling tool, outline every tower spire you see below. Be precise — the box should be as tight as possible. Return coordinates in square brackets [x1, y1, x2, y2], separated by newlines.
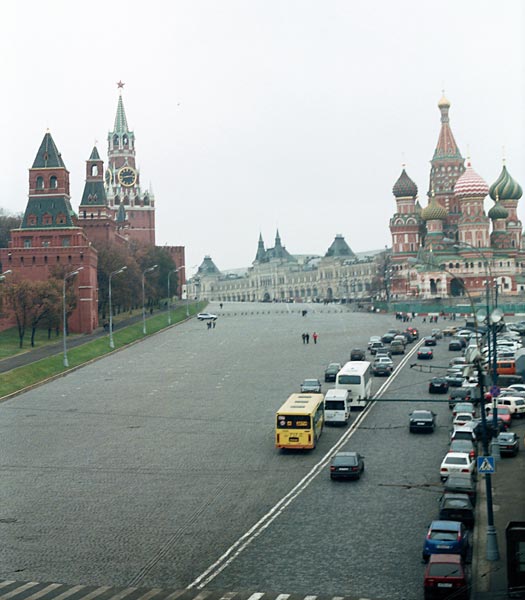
[114, 94, 129, 134]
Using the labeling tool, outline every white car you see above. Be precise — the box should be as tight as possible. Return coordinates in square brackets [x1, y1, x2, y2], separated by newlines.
[453, 412, 476, 428]
[507, 384, 525, 394]
[496, 395, 525, 418]
[440, 452, 475, 481]
[197, 312, 218, 321]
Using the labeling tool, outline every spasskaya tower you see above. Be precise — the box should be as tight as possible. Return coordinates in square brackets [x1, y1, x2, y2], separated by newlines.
[104, 82, 155, 245]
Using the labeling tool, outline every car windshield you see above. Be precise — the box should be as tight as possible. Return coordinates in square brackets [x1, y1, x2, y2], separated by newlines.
[303, 380, 318, 386]
[412, 411, 431, 419]
[443, 498, 470, 509]
[333, 454, 357, 466]
[428, 564, 463, 577]
[338, 375, 361, 384]
[429, 530, 458, 541]
[444, 456, 468, 465]
[498, 434, 514, 442]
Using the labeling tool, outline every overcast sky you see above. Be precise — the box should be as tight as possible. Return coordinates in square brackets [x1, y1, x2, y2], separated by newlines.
[1, 0, 524, 275]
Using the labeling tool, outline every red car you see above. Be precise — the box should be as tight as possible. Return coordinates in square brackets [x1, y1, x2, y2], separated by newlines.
[423, 554, 469, 599]
[486, 405, 512, 430]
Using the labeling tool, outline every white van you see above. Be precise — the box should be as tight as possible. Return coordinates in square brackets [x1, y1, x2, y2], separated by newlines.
[324, 389, 351, 425]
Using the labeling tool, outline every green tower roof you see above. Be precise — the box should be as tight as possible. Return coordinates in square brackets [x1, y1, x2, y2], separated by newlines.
[114, 94, 129, 133]
[32, 132, 66, 169]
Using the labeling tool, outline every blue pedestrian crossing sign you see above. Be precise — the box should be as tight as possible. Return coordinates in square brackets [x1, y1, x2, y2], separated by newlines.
[477, 456, 496, 474]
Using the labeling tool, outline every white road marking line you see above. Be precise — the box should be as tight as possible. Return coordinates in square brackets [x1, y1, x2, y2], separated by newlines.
[0, 581, 15, 589]
[133, 589, 164, 600]
[48, 585, 87, 600]
[1, 582, 40, 599]
[106, 587, 139, 599]
[274, 595, 290, 600]
[74, 586, 111, 600]
[162, 591, 187, 600]
[187, 340, 424, 590]
[22, 583, 62, 600]
[246, 594, 265, 600]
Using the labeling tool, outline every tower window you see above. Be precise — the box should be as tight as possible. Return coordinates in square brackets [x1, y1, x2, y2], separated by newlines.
[50, 176, 58, 189]
[42, 214, 53, 226]
[27, 214, 37, 226]
[23, 239, 32, 248]
[56, 213, 66, 224]
[36, 176, 44, 189]
[91, 164, 98, 176]
[113, 134, 119, 147]
[123, 135, 128, 145]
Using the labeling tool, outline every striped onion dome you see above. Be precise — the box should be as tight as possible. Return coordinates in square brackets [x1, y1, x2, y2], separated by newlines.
[489, 164, 523, 201]
[454, 162, 489, 199]
[421, 196, 447, 221]
[488, 199, 509, 220]
[392, 168, 418, 198]
[438, 94, 451, 108]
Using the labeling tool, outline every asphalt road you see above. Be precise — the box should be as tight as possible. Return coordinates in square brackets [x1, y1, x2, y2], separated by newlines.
[0, 303, 456, 599]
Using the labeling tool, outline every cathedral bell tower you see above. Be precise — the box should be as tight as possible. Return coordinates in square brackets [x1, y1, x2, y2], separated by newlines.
[105, 82, 156, 246]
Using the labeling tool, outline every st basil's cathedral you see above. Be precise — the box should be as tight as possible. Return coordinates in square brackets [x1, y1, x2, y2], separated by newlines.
[389, 94, 523, 300]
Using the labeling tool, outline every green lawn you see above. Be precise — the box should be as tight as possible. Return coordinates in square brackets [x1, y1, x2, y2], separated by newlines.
[0, 301, 206, 399]
[0, 325, 82, 359]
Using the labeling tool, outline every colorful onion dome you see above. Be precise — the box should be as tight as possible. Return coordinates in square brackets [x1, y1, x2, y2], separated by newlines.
[489, 164, 523, 201]
[421, 195, 447, 221]
[392, 168, 418, 198]
[438, 94, 451, 108]
[454, 162, 489, 199]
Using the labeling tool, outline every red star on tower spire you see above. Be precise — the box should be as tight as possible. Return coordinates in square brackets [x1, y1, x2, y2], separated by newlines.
[117, 80, 125, 89]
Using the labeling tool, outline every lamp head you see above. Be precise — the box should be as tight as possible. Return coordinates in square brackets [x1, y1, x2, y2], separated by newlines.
[490, 308, 504, 324]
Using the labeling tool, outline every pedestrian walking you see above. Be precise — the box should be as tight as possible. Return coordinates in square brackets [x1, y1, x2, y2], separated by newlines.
[302, 333, 306, 344]
[212, 320, 216, 328]
[207, 321, 212, 330]
[313, 332, 318, 344]
[306, 333, 310, 344]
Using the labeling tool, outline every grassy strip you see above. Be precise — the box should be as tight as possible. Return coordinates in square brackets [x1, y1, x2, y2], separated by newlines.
[0, 302, 206, 399]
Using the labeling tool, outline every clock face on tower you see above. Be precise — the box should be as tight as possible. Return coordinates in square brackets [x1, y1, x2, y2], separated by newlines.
[118, 167, 137, 187]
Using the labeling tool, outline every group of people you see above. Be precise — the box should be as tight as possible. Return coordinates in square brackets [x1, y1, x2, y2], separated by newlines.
[301, 332, 319, 344]
[206, 320, 216, 329]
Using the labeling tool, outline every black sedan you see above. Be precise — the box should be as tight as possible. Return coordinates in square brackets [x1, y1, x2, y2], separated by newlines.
[409, 409, 436, 433]
[329, 451, 365, 480]
[497, 432, 520, 456]
[324, 362, 342, 382]
[429, 377, 449, 394]
[417, 348, 434, 360]
[424, 336, 437, 346]
[442, 473, 477, 506]
[350, 348, 366, 361]
[438, 493, 475, 529]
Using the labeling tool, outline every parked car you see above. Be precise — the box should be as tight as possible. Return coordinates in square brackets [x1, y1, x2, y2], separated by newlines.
[443, 326, 459, 336]
[350, 348, 366, 361]
[390, 340, 405, 355]
[197, 312, 218, 321]
[372, 357, 394, 376]
[486, 405, 512, 430]
[438, 493, 475, 529]
[497, 431, 520, 456]
[367, 336, 381, 349]
[449, 357, 467, 367]
[424, 336, 437, 346]
[422, 520, 470, 562]
[439, 452, 475, 481]
[431, 328, 443, 339]
[449, 388, 478, 409]
[300, 378, 322, 393]
[429, 377, 449, 394]
[375, 347, 392, 359]
[443, 473, 477, 506]
[381, 332, 396, 344]
[445, 373, 465, 388]
[452, 402, 476, 417]
[448, 338, 463, 351]
[418, 348, 434, 360]
[450, 425, 478, 444]
[329, 451, 365, 480]
[496, 394, 525, 418]
[393, 334, 407, 346]
[423, 554, 469, 600]
[449, 438, 477, 460]
[324, 363, 342, 382]
[452, 413, 476, 428]
[409, 410, 436, 433]
[369, 341, 385, 355]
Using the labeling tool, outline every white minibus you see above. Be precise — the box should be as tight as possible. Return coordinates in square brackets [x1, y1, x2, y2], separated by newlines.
[335, 361, 372, 409]
[324, 389, 351, 425]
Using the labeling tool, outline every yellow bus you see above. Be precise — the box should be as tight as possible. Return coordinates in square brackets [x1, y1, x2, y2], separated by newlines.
[275, 393, 325, 450]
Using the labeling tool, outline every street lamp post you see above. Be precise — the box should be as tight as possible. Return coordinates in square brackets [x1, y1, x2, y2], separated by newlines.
[142, 264, 158, 335]
[109, 266, 127, 349]
[408, 256, 499, 561]
[168, 265, 186, 325]
[0, 269, 12, 282]
[63, 267, 83, 368]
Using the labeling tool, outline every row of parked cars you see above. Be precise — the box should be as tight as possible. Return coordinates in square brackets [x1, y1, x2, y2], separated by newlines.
[419, 323, 524, 598]
[366, 326, 419, 376]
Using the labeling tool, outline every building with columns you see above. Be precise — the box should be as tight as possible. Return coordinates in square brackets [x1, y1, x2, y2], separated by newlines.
[187, 232, 382, 303]
[389, 95, 524, 300]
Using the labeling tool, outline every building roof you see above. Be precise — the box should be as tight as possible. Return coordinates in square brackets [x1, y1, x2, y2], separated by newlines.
[421, 195, 447, 221]
[114, 94, 129, 134]
[325, 234, 356, 258]
[454, 162, 489, 199]
[489, 164, 523, 202]
[32, 132, 66, 169]
[80, 181, 107, 207]
[89, 146, 101, 160]
[21, 196, 76, 229]
[488, 199, 509, 220]
[392, 168, 418, 198]
[198, 255, 221, 275]
[432, 96, 462, 161]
